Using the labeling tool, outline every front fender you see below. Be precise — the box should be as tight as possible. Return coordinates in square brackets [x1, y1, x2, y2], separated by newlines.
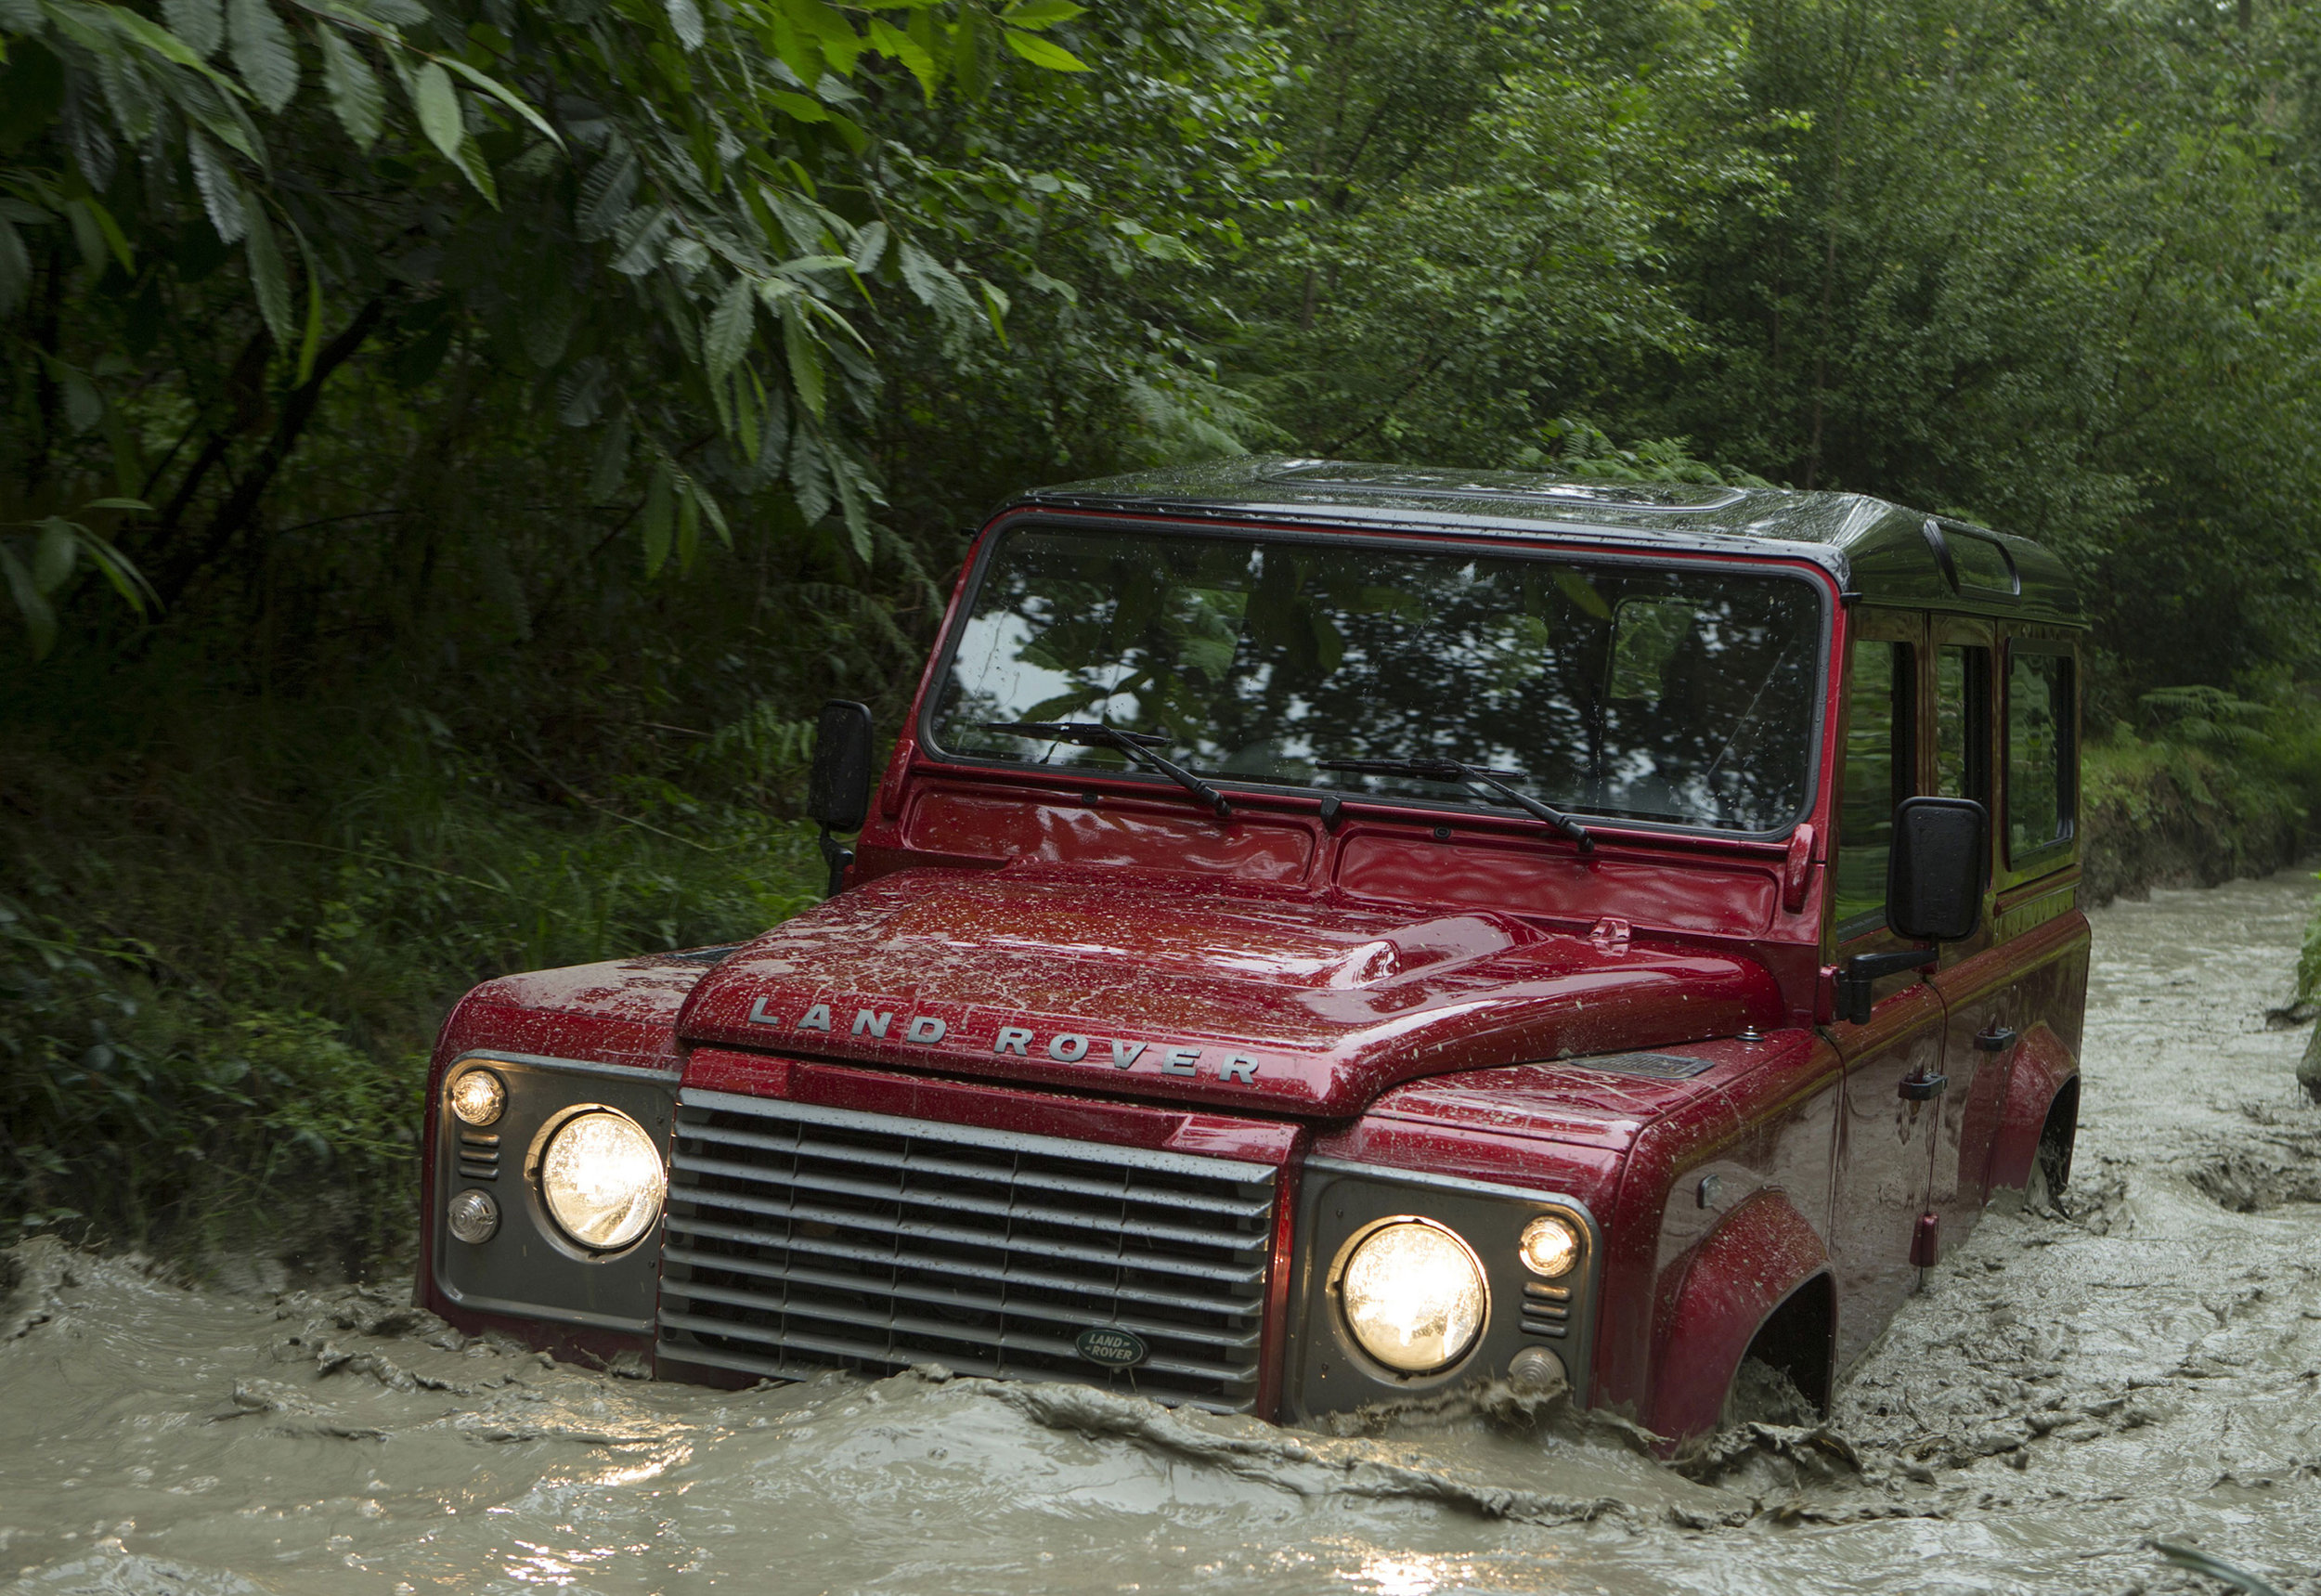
[1985, 1022, 2078, 1192]
[1644, 1188, 1829, 1442]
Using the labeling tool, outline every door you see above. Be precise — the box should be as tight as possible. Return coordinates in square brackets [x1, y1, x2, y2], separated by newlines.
[1825, 610, 1952, 1372]
[1926, 623, 2008, 1228]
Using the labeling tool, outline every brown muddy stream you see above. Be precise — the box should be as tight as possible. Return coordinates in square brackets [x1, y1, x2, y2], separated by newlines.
[7, 871, 2321, 1595]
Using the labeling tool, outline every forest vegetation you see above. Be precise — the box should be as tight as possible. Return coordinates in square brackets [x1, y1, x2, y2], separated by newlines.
[5, 0, 2320, 1255]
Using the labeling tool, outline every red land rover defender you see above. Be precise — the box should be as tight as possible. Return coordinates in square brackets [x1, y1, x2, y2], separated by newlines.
[421, 460, 2087, 1438]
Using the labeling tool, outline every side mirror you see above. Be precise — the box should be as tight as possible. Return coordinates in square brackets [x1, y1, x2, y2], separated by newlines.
[1835, 797, 1989, 1025]
[1886, 796, 1989, 943]
[807, 700, 875, 896]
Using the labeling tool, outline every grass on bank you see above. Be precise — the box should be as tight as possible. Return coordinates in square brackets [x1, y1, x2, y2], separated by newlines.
[0, 693, 826, 1266]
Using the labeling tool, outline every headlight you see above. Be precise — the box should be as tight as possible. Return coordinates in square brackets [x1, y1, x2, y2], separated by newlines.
[449, 1067, 505, 1126]
[1518, 1214, 1579, 1278]
[539, 1109, 667, 1251]
[1339, 1219, 1486, 1373]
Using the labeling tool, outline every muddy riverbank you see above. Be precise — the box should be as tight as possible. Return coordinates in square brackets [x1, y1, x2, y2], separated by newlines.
[6, 870, 2321, 1596]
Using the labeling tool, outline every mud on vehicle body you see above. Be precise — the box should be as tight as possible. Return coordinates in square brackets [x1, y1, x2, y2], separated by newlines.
[418, 459, 2089, 1440]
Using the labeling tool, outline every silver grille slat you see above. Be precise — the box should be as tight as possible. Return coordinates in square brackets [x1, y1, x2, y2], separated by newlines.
[660, 1245, 1263, 1353]
[670, 1149, 1268, 1251]
[681, 1119, 1275, 1218]
[656, 1091, 1277, 1410]
[661, 1222, 1253, 1316]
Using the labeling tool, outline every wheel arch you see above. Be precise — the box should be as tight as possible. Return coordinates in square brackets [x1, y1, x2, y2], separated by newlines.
[1643, 1187, 1831, 1443]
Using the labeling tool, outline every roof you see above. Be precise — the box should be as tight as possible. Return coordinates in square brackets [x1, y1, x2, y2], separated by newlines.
[1009, 457, 2085, 627]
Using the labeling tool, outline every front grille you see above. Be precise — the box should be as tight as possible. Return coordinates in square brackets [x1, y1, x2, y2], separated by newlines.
[656, 1088, 1279, 1410]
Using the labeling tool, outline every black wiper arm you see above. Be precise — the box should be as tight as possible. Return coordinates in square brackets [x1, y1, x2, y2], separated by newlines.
[982, 721, 1232, 819]
[1317, 757, 1593, 852]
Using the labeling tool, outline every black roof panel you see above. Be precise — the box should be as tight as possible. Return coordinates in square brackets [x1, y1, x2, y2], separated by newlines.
[1008, 457, 2083, 626]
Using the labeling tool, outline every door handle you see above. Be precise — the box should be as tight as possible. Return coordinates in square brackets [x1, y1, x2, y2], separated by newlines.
[1900, 1071, 1949, 1101]
[1974, 1026, 2019, 1053]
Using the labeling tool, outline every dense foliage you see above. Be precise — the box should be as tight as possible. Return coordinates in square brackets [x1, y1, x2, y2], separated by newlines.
[6, 0, 2320, 1252]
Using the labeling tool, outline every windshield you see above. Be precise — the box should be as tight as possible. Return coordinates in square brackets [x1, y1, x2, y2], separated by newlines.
[928, 525, 1824, 832]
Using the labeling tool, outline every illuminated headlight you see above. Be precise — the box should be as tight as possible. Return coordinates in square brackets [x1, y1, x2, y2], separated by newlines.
[538, 1110, 667, 1251]
[1339, 1219, 1486, 1373]
[449, 1067, 505, 1126]
[1518, 1214, 1580, 1278]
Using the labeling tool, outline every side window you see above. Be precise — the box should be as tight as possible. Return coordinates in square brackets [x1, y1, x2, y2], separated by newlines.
[1936, 644, 1990, 811]
[1835, 639, 1916, 934]
[2006, 648, 2074, 864]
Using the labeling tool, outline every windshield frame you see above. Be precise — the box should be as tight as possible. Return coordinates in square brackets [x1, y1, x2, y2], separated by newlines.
[916, 513, 1835, 844]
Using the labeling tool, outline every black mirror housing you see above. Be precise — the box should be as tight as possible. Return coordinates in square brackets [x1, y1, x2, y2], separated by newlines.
[807, 700, 874, 897]
[808, 700, 875, 833]
[1886, 796, 1988, 943]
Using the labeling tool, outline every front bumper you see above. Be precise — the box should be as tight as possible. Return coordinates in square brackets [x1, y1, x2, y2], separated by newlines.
[426, 1052, 1599, 1417]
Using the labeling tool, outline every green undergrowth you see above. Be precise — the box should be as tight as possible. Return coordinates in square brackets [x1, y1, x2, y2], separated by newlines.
[0, 682, 826, 1265]
[2080, 686, 2321, 910]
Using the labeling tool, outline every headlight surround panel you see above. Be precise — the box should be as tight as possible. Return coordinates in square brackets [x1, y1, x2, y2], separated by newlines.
[432, 1050, 678, 1336]
[1287, 1157, 1600, 1419]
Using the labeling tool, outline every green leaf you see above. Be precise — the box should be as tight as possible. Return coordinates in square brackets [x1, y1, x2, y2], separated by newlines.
[848, 219, 888, 274]
[782, 297, 824, 418]
[243, 201, 292, 344]
[675, 477, 700, 567]
[733, 369, 759, 462]
[577, 147, 638, 241]
[999, 0, 1082, 30]
[32, 518, 76, 592]
[187, 133, 248, 243]
[784, 0, 861, 73]
[665, 0, 704, 49]
[448, 134, 498, 204]
[704, 274, 756, 377]
[79, 499, 154, 513]
[438, 57, 565, 150]
[70, 531, 157, 616]
[1003, 29, 1087, 70]
[227, 0, 299, 112]
[693, 477, 732, 546]
[979, 279, 1009, 343]
[0, 219, 29, 318]
[0, 545, 57, 658]
[107, 8, 223, 77]
[316, 27, 383, 149]
[897, 240, 979, 332]
[408, 59, 463, 164]
[74, 197, 134, 273]
[865, 18, 936, 99]
[640, 464, 674, 575]
[768, 90, 828, 123]
[765, 9, 823, 87]
[292, 223, 323, 382]
[164, 0, 225, 57]
[952, 3, 992, 99]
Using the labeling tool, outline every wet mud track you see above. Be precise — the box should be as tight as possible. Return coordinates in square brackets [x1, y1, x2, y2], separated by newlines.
[7, 871, 2321, 1595]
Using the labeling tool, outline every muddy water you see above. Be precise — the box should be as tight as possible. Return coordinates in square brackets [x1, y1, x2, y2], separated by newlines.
[8, 873, 2321, 1596]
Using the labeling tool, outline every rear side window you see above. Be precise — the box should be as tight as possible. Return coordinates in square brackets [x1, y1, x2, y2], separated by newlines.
[1936, 644, 1990, 810]
[1835, 639, 1916, 934]
[2006, 649, 2074, 863]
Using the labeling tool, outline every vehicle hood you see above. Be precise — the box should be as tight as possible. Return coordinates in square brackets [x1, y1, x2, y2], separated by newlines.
[677, 865, 1783, 1117]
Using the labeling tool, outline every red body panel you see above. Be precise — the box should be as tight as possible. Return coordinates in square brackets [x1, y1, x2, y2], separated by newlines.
[418, 501, 2092, 1440]
[675, 864, 1786, 1118]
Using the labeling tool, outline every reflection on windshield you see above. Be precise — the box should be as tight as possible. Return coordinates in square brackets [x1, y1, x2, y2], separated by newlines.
[929, 526, 1823, 832]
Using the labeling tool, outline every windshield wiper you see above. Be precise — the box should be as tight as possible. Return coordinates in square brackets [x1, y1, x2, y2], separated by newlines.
[982, 721, 1233, 819]
[1317, 757, 1593, 852]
